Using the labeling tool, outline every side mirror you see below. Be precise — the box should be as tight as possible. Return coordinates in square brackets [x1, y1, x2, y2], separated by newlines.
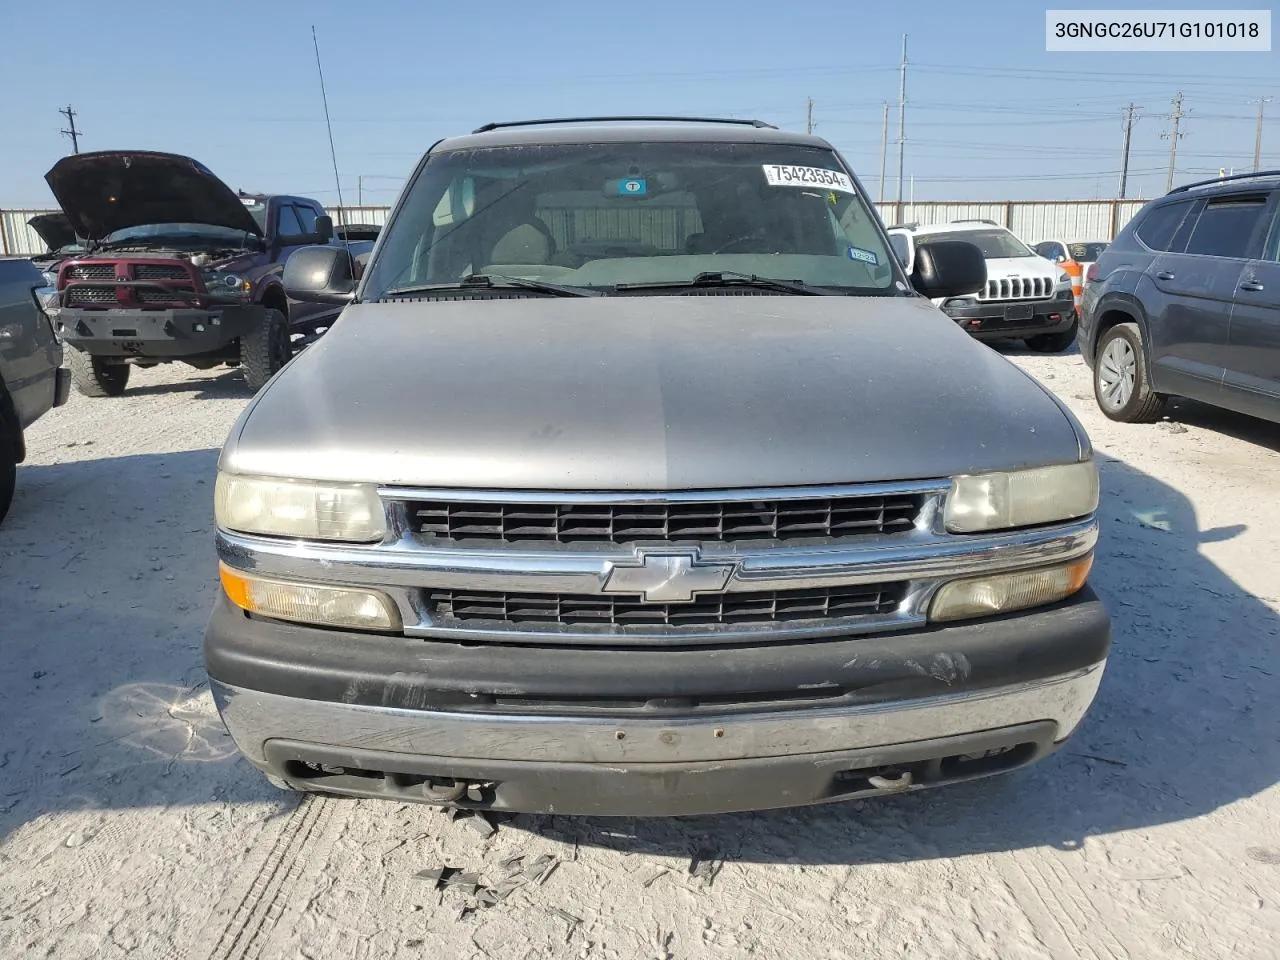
[911, 240, 986, 300]
[283, 245, 356, 304]
[315, 215, 334, 244]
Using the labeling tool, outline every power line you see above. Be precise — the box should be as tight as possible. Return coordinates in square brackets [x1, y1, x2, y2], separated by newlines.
[1162, 92, 1185, 192]
[58, 105, 80, 154]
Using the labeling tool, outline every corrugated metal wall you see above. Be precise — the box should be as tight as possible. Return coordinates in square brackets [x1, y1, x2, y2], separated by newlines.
[873, 200, 1148, 241]
[1, 200, 1151, 258]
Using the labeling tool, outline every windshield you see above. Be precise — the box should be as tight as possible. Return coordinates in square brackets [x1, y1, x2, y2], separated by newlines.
[939, 229, 1033, 260]
[103, 221, 257, 246]
[1068, 241, 1108, 262]
[362, 141, 899, 297]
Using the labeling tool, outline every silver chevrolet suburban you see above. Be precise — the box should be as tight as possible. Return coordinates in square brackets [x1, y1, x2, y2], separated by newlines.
[205, 117, 1109, 817]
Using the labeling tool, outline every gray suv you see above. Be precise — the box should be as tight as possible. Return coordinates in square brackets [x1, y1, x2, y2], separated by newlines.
[204, 117, 1109, 817]
[1081, 170, 1280, 424]
[1, 258, 70, 522]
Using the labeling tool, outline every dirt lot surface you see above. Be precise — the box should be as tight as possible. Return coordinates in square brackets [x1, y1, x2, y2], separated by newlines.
[2, 346, 1278, 960]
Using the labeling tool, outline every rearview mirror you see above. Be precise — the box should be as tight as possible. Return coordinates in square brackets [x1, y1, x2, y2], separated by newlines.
[283, 245, 356, 304]
[911, 240, 986, 300]
[315, 215, 334, 244]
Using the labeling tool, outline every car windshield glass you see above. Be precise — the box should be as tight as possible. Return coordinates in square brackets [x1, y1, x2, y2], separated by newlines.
[102, 222, 255, 245]
[362, 140, 899, 298]
[942, 229, 1033, 259]
[1067, 242, 1108, 261]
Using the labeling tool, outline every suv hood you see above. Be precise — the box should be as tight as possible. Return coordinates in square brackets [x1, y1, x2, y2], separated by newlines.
[983, 255, 1059, 279]
[43, 151, 262, 241]
[224, 296, 1085, 489]
[27, 213, 77, 252]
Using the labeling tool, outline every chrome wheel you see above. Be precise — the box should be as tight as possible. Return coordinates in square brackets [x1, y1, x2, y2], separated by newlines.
[1098, 337, 1136, 410]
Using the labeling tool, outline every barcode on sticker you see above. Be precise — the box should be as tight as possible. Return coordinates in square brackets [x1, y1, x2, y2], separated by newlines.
[763, 165, 855, 193]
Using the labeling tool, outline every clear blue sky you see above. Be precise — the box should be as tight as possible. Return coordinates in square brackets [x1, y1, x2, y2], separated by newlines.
[2, 0, 1276, 208]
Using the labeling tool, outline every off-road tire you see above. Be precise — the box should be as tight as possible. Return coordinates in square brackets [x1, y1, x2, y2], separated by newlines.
[69, 349, 131, 397]
[1025, 320, 1079, 353]
[239, 308, 291, 392]
[1093, 322, 1166, 423]
[0, 419, 17, 524]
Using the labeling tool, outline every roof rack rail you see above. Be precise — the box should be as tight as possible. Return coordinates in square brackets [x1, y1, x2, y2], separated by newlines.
[471, 116, 779, 134]
[886, 222, 919, 231]
[1168, 169, 1280, 193]
[950, 218, 999, 226]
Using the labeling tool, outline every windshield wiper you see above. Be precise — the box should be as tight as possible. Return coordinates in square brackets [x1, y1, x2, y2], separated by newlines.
[614, 271, 834, 296]
[382, 273, 602, 299]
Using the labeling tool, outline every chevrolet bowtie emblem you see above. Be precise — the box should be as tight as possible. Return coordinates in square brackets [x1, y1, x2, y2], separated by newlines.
[601, 552, 735, 603]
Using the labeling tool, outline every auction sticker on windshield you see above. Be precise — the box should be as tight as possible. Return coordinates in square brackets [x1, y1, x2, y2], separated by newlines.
[763, 165, 855, 193]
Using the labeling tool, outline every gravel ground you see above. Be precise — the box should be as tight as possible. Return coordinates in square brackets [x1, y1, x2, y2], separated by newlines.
[1, 345, 1278, 960]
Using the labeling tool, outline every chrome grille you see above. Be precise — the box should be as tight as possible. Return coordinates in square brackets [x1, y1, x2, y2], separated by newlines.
[977, 276, 1052, 302]
[428, 584, 905, 630]
[134, 263, 191, 280]
[408, 493, 924, 546]
[64, 264, 113, 280]
[65, 286, 117, 304]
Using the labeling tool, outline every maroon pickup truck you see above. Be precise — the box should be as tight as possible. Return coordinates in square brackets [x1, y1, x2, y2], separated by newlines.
[45, 151, 349, 396]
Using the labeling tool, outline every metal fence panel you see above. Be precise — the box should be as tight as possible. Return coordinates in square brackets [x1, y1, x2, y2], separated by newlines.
[0, 210, 58, 256]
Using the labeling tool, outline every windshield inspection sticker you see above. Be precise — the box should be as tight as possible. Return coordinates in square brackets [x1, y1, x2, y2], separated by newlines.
[762, 164, 855, 193]
[847, 245, 879, 265]
[619, 178, 647, 196]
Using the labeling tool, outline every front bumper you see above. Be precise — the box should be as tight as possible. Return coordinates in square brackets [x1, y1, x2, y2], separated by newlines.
[59, 305, 260, 358]
[205, 589, 1110, 816]
[943, 293, 1076, 340]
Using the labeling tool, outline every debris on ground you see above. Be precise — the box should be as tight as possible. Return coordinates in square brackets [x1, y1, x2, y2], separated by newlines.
[465, 811, 497, 838]
[639, 867, 668, 888]
[548, 907, 582, 942]
[1159, 420, 1189, 434]
[688, 851, 723, 887]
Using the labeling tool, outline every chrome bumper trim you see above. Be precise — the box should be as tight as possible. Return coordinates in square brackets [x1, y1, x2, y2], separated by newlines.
[215, 518, 1097, 643]
[212, 662, 1106, 767]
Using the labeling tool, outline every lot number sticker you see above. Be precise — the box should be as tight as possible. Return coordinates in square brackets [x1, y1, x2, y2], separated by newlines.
[763, 165, 855, 193]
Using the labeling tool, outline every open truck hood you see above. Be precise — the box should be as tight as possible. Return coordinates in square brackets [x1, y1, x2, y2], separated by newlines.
[43, 151, 262, 241]
[27, 213, 77, 252]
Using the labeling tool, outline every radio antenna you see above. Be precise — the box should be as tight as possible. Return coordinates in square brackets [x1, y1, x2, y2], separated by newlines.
[311, 26, 354, 266]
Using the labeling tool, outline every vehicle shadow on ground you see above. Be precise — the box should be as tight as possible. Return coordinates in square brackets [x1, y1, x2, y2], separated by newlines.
[113, 367, 253, 400]
[1, 447, 1277, 866]
[1159, 398, 1280, 453]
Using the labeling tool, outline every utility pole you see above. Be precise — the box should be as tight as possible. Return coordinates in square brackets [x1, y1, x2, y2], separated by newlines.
[1118, 102, 1141, 199]
[58, 105, 80, 154]
[1161, 92, 1184, 192]
[878, 101, 889, 204]
[895, 34, 908, 210]
[357, 175, 363, 207]
[1252, 96, 1272, 171]
[806, 97, 814, 135]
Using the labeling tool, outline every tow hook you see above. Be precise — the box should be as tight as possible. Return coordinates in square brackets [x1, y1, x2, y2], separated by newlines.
[422, 779, 468, 803]
[867, 769, 914, 792]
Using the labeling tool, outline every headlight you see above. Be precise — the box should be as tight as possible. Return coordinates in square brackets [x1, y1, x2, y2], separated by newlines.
[214, 473, 386, 542]
[944, 461, 1099, 533]
[42, 270, 58, 286]
[930, 554, 1093, 622]
[220, 563, 401, 630]
[202, 270, 252, 298]
[1056, 271, 1072, 288]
